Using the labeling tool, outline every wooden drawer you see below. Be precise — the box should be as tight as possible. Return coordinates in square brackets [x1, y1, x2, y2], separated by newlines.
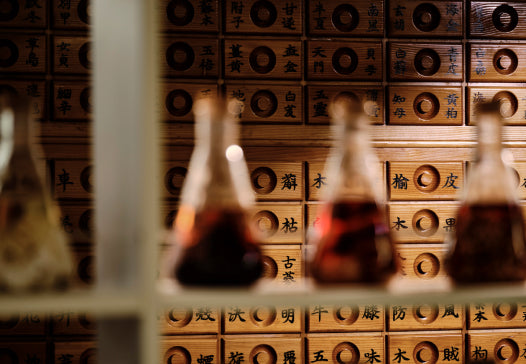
[307, 0, 384, 37]
[387, 86, 463, 126]
[388, 1, 462, 37]
[396, 244, 448, 281]
[0, 313, 45, 336]
[467, 330, 526, 363]
[0, 0, 47, 28]
[307, 162, 385, 201]
[224, 0, 302, 35]
[224, 39, 302, 80]
[71, 247, 94, 288]
[469, 43, 526, 82]
[161, 37, 219, 78]
[162, 82, 218, 122]
[388, 304, 464, 331]
[248, 163, 303, 201]
[388, 202, 459, 243]
[161, 337, 218, 363]
[223, 306, 302, 333]
[52, 0, 89, 29]
[468, 86, 526, 125]
[53, 160, 92, 199]
[387, 331, 463, 363]
[251, 203, 303, 244]
[158, 0, 219, 33]
[260, 245, 302, 285]
[52, 81, 91, 121]
[58, 203, 93, 243]
[52, 35, 90, 74]
[388, 162, 464, 200]
[0, 79, 46, 120]
[388, 42, 463, 81]
[307, 40, 382, 81]
[469, 303, 526, 329]
[54, 341, 97, 364]
[0, 33, 46, 74]
[223, 336, 301, 364]
[306, 333, 384, 363]
[307, 304, 384, 332]
[0, 342, 46, 363]
[470, 2, 526, 39]
[52, 312, 96, 335]
[160, 307, 220, 334]
[306, 85, 384, 125]
[225, 84, 303, 124]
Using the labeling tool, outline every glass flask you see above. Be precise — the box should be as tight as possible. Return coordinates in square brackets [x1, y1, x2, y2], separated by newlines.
[0, 94, 72, 291]
[446, 101, 526, 283]
[166, 98, 263, 286]
[309, 100, 396, 284]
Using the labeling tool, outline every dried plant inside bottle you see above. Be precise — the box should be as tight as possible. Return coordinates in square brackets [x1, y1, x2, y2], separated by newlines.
[309, 100, 396, 284]
[446, 102, 526, 283]
[0, 94, 72, 291]
[165, 99, 263, 286]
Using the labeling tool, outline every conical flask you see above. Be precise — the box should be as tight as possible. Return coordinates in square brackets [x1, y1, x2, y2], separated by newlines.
[168, 98, 263, 286]
[309, 100, 396, 284]
[0, 94, 72, 291]
[446, 101, 526, 283]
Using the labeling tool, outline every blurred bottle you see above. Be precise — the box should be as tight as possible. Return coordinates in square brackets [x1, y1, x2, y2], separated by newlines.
[446, 101, 526, 283]
[167, 98, 263, 286]
[309, 100, 396, 284]
[0, 94, 72, 291]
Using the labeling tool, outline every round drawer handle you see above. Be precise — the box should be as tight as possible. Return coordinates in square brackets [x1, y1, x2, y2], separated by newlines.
[492, 4, 518, 32]
[332, 4, 359, 32]
[250, 0, 277, 28]
[250, 344, 277, 364]
[493, 303, 518, 321]
[493, 91, 518, 119]
[332, 342, 360, 364]
[332, 47, 358, 75]
[413, 165, 440, 192]
[166, 0, 194, 26]
[494, 338, 519, 363]
[165, 346, 191, 364]
[412, 209, 439, 237]
[249, 46, 276, 74]
[252, 210, 279, 238]
[261, 255, 278, 279]
[413, 341, 439, 364]
[413, 3, 441, 32]
[414, 48, 440, 77]
[251, 90, 278, 118]
[493, 49, 518, 75]
[334, 305, 360, 325]
[414, 252, 440, 279]
[413, 304, 439, 324]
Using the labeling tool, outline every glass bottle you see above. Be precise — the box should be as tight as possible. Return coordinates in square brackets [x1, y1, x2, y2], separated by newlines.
[0, 94, 72, 291]
[167, 98, 263, 286]
[446, 101, 526, 283]
[309, 100, 396, 284]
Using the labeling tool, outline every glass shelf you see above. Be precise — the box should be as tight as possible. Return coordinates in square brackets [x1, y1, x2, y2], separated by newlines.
[0, 289, 139, 316]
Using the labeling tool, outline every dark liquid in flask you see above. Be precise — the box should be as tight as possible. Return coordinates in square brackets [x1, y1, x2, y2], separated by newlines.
[174, 208, 263, 286]
[310, 201, 396, 283]
[447, 204, 526, 283]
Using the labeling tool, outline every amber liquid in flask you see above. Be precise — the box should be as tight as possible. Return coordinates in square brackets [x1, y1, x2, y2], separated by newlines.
[309, 101, 396, 284]
[0, 94, 72, 291]
[446, 102, 526, 283]
[167, 99, 263, 286]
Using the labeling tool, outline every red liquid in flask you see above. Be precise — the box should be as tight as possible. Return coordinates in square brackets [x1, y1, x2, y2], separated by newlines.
[311, 201, 396, 283]
[447, 203, 526, 283]
[174, 208, 263, 286]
